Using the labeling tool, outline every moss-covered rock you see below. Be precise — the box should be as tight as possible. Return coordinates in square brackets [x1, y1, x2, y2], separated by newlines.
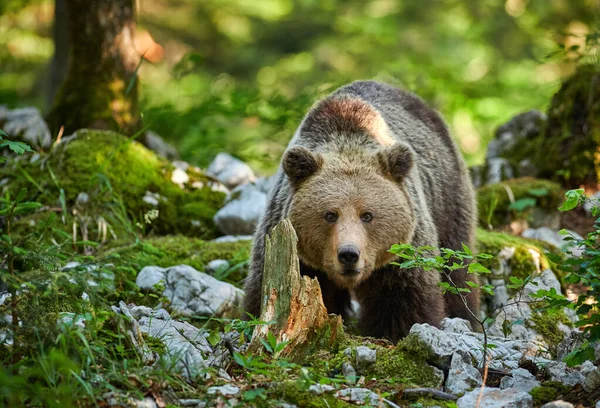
[538, 64, 600, 187]
[529, 381, 572, 406]
[477, 178, 564, 229]
[476, 229, 561, 282]
[2, 129, 226, 239]
[496, 65, 600, 188]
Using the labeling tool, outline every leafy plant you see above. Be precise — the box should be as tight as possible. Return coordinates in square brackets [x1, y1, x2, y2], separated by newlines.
[538, 189, 600, 366]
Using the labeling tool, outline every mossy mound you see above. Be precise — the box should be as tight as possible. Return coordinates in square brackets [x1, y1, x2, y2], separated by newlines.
[476, 229, 562, 282]
[477, 177, 564, 229]
[2, 129, 226, 239]
[529, 381, 572, 406]
[105, 235, 251, 285]
[539, 64, 600, 187]
[499, 65, 600, 188]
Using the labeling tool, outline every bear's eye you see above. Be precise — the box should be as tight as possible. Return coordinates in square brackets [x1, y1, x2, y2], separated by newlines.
[324, 211, 338, 223]
[361, 212, 373, 223]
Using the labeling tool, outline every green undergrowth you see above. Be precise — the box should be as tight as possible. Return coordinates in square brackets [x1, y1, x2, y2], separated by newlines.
[476, 228, 563, 283]
[477, 177, 563, 229]
[1, 129, 225, 240]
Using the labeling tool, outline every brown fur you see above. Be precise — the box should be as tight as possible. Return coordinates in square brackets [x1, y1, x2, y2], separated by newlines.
[242, 81, 478, 343]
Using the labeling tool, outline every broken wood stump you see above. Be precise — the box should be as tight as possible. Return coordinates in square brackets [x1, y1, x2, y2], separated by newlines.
[249, 219, 343, 361]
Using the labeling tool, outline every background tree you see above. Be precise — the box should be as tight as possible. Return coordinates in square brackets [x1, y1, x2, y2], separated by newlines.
[46, 0, 142, 136]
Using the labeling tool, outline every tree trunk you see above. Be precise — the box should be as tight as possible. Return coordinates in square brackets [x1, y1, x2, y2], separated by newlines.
[249, 219, 343, 362]
[46, 0, 142, 136]
[47, 0, 69, 108]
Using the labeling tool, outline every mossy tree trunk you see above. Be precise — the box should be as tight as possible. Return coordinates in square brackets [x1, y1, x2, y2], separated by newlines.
[46, 0, 142, 136]
[249, 219, 343, 362]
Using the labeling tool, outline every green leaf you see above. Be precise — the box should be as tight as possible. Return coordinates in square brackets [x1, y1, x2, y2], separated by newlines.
[468, 262, 491, 274]
[466, 281, 479, 288]
[207, 330, 221, 347]
[0, 140, 33, 155]
[528, 188, 549, 197]
[461, 243, 473, 256]
[259, 338, 273, 353]
[509, 197, 537, 212]
[559, 189, 585, 211]
[0, 128, 6, 138]
[14, 201, 43, 215]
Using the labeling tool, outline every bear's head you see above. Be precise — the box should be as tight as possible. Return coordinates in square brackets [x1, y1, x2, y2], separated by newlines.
[283, 143, 416, 289]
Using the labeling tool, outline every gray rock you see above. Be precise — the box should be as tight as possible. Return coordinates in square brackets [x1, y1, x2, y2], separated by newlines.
[499, 368, 540, 393]
[521, 227, 584, 257]
[596, 400, 600, 408]
[583, 366, 600, 393]
[212, 235, 253, 243]
[207, 384, 240, 396]
[355, 346, 377, 373]
[0, 106, 52, 148]
[207, 152, 255, 189]
[206, 259, 230, 274]
[213, 182, 267, 235]
[441, 317, 473, 334]
[487, 269, 570, 349]
[136, 265, 243, 318]
[114, 302, 213, 379]
[487, 110, 546, 160]
[457, 387, 533, 408]
[541, 401, 574, 408]
[308, 384, 335, 394]
[144, 130, 178, 159]
[583, 191, 600, 215]
[341, 362, 357, 383]
[545, 361, 585, 386]
[334, 388, 382, 406]
[445, 350, 482, 395]
[485, 158, 514, 184]
[407, 323, 541, 370]
[179, 399, 206, 407]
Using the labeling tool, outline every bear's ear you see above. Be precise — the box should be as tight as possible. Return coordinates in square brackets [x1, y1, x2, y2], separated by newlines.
[283, 146, 323, 185]
[377, 142, 414, 182]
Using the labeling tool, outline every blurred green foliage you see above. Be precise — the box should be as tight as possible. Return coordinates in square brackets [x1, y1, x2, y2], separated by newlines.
[1, 0, 599, 173]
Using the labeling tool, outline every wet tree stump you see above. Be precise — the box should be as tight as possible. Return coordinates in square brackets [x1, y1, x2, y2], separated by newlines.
[249, 219, 343, 361]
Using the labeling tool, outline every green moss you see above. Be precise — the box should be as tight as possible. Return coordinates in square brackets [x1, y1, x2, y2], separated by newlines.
[476, 229, 563, 283]
[273, 382, 354, 408]
[529, 381, 572, 406]
[476, 177, 563, 229]
[111, 235, 251, 284]
[528, 310, 573, 350]
[2, 130, 226, 239]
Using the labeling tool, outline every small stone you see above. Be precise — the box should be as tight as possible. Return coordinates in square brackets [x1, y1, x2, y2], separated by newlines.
[583, 366, 600, 393]
[441, 318, 473, 334]
[335, 388, 381, 405]
[144, 130, 178, 159]
[212, 235, 253, 243]
[76, 192, 89, 206]
[545, 361, 586, 386]
[207, 152, 255, 189]
[178, 399, 205, 407]
[142, 191, 162, 206]
[445, 350, 482, 395]
[213, 183, 267, 235]
[540, 401, 574, 408]
[355, 346, 377, 373]
[457, 387, 533, 408]
[171, 167, 190, 186]
[206, 259, 230, 274]
[341, 362, 357, 383]
[129, 397, 158, 408]
[309, 384, 335, 394]
[207, 384, 240, 396]
[499, 368, 540, 393]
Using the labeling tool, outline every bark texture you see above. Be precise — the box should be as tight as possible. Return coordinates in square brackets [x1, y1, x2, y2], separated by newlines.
[249, 219, 343, 361]
[46, 0, 142, 136]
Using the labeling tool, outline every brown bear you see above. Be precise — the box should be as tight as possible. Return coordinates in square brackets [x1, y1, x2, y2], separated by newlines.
[243, 80, 478, 343]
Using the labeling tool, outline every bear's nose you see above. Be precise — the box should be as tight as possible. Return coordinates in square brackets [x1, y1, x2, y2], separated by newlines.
[337, 245, 360, 266]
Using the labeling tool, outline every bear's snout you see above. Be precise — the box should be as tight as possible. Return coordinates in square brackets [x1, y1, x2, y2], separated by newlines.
[337, 245, 360, 271]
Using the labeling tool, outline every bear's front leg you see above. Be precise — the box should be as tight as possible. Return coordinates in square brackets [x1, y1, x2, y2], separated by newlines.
[354, 266, 445, 343]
